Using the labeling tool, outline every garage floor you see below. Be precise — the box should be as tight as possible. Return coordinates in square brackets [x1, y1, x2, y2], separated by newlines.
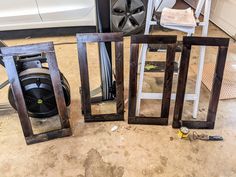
[1, 5, 236, 177]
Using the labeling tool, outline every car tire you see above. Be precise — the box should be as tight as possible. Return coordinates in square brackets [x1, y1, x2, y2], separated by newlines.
[111, 0, 147, 36]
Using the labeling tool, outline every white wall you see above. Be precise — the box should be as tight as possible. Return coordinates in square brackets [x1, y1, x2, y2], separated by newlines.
[184, 0, 236, 39]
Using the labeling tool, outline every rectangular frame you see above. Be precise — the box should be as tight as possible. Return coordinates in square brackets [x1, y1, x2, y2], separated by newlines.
[1, 42, 72, 144]
[128, 35, 177, 125]
[173, 36, 230, 129]
[76, 32, 124, 122]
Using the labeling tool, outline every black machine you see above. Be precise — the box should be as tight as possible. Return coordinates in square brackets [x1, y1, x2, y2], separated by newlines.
[0, 41, 71, 119]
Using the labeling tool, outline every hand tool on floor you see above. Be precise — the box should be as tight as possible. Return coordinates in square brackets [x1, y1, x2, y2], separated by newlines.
[189, 131, 223, 141]
[178, 127, 223, 141]
[178, 127, 190, 139]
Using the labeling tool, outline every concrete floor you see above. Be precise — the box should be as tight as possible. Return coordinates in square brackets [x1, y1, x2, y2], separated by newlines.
[1, 4, 236, 177]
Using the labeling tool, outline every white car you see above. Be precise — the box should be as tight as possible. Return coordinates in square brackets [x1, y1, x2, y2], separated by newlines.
[0, 0, 96, 31]
[0, 0, 176, 34]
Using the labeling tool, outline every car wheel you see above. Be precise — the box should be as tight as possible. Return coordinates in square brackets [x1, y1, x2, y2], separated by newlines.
[111, 0, 147, 36]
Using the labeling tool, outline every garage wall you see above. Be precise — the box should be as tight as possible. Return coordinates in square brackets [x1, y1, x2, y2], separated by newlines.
[184, 0, 236, 39]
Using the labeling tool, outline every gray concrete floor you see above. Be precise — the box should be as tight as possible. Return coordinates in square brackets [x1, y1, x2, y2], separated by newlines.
[1, 3, 236, 177]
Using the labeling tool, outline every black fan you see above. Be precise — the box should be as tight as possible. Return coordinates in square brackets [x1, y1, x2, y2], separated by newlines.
[8, 68, 71, 118]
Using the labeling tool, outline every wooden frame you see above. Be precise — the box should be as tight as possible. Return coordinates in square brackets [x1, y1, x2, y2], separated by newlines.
[1, 42, 72, 144]
[142, 0, 212, 119]
[173, 36, 230, 129]
[76, 32, 124, 122]
[128, 35, 177, 125]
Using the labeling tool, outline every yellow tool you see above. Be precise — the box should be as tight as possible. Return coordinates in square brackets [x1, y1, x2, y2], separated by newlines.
[178, 127, 190, 139]
[178, 127, 224, 141]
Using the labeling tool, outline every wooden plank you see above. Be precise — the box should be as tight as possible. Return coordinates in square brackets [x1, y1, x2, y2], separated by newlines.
[85, 114, 123, 122]
[46, 46, 70, 128]
[172, 45, 191, 128]
[128, 43, 139, 118]
[115, 41, 124, 116]
[182, 121, 214, 129]
[148, 41, 183, 52]
[25, 128, 72, 145]
[76, 33, 123, 43]
[129, 117, 168, 125]
[161, 44, 176, 118]
[207, 46, 228, 124]
[183, 36, 230, 47]
[77, 42, 92, 116]
[131, 35, 177, 44]
[3, 56, 33, 137]
[1, 42, 54, 56]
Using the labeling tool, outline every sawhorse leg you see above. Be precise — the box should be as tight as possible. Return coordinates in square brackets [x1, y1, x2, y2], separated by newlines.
[136, 0, 156, 116]
[192, 0, 211, 118]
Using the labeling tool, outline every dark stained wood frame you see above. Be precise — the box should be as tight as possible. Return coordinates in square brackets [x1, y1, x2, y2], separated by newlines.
[1, 42, 72, 145]
[76, 32, 124, 122]
[128, 35, 177, 125]
[173, 36, 230, 129]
